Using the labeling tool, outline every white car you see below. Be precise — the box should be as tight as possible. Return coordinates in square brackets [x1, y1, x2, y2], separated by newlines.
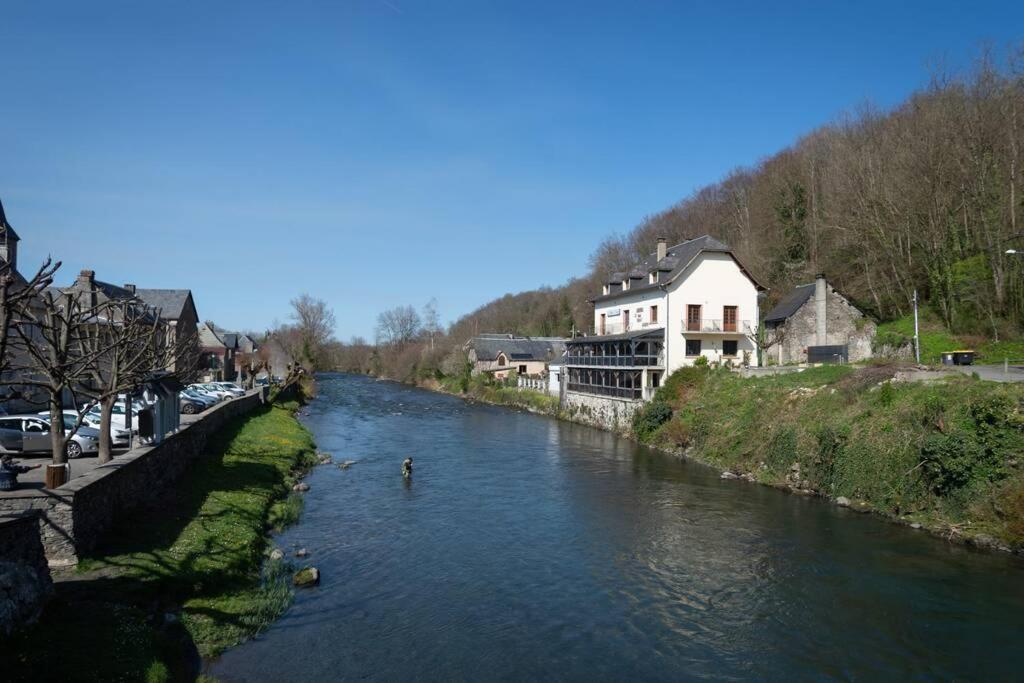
[190, 384, 233, 400]
[212, 382, 246, 396]
[85, 401, 143, 432]
[38, 409, 131, 447]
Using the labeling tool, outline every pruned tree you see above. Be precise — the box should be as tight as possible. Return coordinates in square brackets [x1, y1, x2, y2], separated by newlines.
[0, 257, 61, 388]
[9, 289, 115, 481]
[422, 298, 441, 352]
[78, 297, 163, 463]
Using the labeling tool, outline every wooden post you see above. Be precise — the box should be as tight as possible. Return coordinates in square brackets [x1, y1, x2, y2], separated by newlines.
[45, 463, 68, 489]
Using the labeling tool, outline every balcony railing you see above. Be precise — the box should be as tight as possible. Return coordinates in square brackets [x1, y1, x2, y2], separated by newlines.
[683, 319, 754, 334]
[593, 320, 662, 336]
[567, 383, 643, 400]
[564, 354, 664, 367]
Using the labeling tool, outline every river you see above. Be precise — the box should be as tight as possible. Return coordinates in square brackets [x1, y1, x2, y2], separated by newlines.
[210, 373, 1024, 681]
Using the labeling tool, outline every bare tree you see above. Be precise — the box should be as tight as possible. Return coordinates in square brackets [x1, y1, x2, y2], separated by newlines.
[376, 305, 421, 348]
[0, 257, 61, 386]
[78, 297, 163, 463]
[10, 289, 114, 483]
[290, 294, 336, 369]
[422, 298, 441, 352]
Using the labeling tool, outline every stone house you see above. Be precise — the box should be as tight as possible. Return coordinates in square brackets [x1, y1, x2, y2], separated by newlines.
[465, 334, 567, 381]
[198, 322, 235, 381]
[764, 274, 875, 364]
[132, 287, 200, 379]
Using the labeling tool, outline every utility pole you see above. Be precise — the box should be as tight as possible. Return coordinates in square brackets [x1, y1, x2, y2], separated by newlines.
[913, 289, 921, 364]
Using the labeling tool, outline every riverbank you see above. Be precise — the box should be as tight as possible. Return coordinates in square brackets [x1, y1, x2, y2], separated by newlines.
[632, 364, 1024, 553]
[3, 388, 317, 681]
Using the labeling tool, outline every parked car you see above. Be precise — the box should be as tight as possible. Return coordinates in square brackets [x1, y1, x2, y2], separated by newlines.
[85, 401, 141, 433]
[254, 377, 269, 387]
[211, 382, 246, 397]
[190, 384, 233, 400]
[179, 395, 208, 415]
[181, 389, 218, 408]
[0, 415, 99, 459]
[37, 410, 131, 447]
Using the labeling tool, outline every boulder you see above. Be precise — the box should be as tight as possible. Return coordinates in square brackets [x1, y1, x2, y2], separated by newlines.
[292, 482, 310, 492]
[836, 497, 851, 507]
[293, 567, 320, 588]
[338, 460, 356, 470]
[269, 548, 284, 561]
[910, 523, 922, 530]
[295, 548, 309, 558]
[720, 471, 738, 480]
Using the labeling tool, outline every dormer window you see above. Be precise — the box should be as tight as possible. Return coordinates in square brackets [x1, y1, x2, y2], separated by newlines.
[497, 353, 507, 367]
[603, 284, 609, 295]
[623, 279, 630, 291]
[649, 271, 658, 284]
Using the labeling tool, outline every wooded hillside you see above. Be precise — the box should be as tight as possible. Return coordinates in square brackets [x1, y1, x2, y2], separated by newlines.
[452, 49, 1024, 341]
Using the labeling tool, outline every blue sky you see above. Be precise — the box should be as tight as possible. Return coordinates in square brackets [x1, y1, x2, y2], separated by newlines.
[2, 1, 1022, 340]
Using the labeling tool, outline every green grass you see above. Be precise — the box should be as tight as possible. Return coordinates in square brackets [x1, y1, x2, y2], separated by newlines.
[637, 365, 1024, 548]
[875, 313, 960, 364]
[4, 398, 317, 681]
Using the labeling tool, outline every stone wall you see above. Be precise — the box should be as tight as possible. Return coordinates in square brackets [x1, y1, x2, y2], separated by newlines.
[563, 391, 643, 433]
[776, 285, 876, 364]
[0, 511, 54, 635]
[0, 390, 266, 566]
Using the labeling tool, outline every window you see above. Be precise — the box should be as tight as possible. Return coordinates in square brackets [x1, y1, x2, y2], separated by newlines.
[723, 306, 738, 332]
[687, 305, 702, 332]
[651, 372, 661, 388]
[497, 353, 506, 367]
[518, 365, 527, 374]
[649, 271, 658, 284]
[599, 313, 606, 335]
[723, 340, 738, 356]
[650, 305, 658, 323]
[623, 309, 630, 331]
[686, 339, 702, 356]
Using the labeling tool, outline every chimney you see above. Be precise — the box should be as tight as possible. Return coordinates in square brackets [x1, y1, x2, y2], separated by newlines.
[124, 283, 136, 294]
[78, 269, 95, 284]
[815, 273, 827, 346]
[656, 237, 667, 262]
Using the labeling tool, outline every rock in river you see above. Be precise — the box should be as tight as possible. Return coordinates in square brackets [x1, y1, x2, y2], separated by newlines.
[295, 548, 309, 558]
[270, 548, 284, 561]
[836, 497, 851, 507]
[293, 567, 320, 588]
[293, 482, 310, 492]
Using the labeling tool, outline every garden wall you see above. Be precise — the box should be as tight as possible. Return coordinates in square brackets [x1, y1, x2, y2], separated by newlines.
[0, 510, 54, 635]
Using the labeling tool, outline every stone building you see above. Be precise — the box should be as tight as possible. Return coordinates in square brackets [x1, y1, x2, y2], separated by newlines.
[465, 334, 567, 381]
[764, 274, 875, 364]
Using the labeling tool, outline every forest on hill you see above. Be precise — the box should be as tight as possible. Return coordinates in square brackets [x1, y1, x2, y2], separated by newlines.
[332, 48, 1024, 380]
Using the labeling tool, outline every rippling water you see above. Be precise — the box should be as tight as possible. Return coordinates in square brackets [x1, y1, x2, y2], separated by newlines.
[210, 373, 1024, 681]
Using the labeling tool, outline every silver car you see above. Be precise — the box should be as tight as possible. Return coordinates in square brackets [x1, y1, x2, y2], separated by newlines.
[0, 415, 100, 459]
[38, 410, 131, 447]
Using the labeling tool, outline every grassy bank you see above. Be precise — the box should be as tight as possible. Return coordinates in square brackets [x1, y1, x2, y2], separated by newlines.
[432, 371, 561, 416]
[4, 393, 317, 682]
[633, 364, 1024, 551]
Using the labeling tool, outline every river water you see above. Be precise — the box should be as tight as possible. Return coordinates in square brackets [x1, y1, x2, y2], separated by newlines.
[211, 373, 1024, 681]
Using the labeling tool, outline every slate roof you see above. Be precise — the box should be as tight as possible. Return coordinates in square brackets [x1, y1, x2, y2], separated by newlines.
[467, 336, 567, 363]
[135, 289, 193, 320]
[592, 235, 766, 303]
[0, 197, 20, 242]
[199, 322, 227, 349]
[764, 284, 815, 323]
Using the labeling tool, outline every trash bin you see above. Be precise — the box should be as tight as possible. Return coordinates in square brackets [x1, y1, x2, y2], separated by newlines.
[953, 350, 975, 366]
[941, 352, 955, 366]
[138, 408, 154, 440]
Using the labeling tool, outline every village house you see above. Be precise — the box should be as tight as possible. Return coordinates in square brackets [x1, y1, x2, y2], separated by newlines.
[562, 235, 765, 424]
[764, 274, 875, 364]
[465, 334, 567, 381]
[199, 322, 235, 381]
[132, 287, 200, 376]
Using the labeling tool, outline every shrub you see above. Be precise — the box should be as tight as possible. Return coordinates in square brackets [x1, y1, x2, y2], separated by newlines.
[633, 401, 673, 441]
[658, 418, 691, 448]
[693, 355, 709, 367]
[809, 424, 847, 490]
[921, 433, 991, 495]
[765, 426, 798, 475]
[878, 381, 895, 407]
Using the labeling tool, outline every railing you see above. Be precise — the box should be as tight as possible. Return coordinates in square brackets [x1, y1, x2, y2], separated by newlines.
[593, 320, 662, 336]
[564, 354, 663, 367]
[567, 383, 642, 400]
[516, 376, 548, 392]
[683, 319, 754, 334]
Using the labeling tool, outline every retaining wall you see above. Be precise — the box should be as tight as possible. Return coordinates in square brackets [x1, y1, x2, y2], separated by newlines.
[563, 391, 643, 433]
[0, 511, 54, 635]
[0, 390, 266, 566]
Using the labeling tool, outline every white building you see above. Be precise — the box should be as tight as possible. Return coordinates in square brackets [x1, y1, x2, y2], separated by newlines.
[563, 235, 766, 405]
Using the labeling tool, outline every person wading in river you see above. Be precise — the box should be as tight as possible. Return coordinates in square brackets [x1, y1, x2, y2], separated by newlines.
[402, 457, 413, 478]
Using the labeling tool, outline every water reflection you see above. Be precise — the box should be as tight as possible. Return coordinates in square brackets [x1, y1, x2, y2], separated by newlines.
[211, 373, 1024, 682]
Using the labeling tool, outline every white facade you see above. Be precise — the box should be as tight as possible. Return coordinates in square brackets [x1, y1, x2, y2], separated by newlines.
[593, 252, 761, 373]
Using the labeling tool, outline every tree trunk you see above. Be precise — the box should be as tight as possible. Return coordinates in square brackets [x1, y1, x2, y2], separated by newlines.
[49, 393, 67, 466]
[98, 394, 116, 464]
